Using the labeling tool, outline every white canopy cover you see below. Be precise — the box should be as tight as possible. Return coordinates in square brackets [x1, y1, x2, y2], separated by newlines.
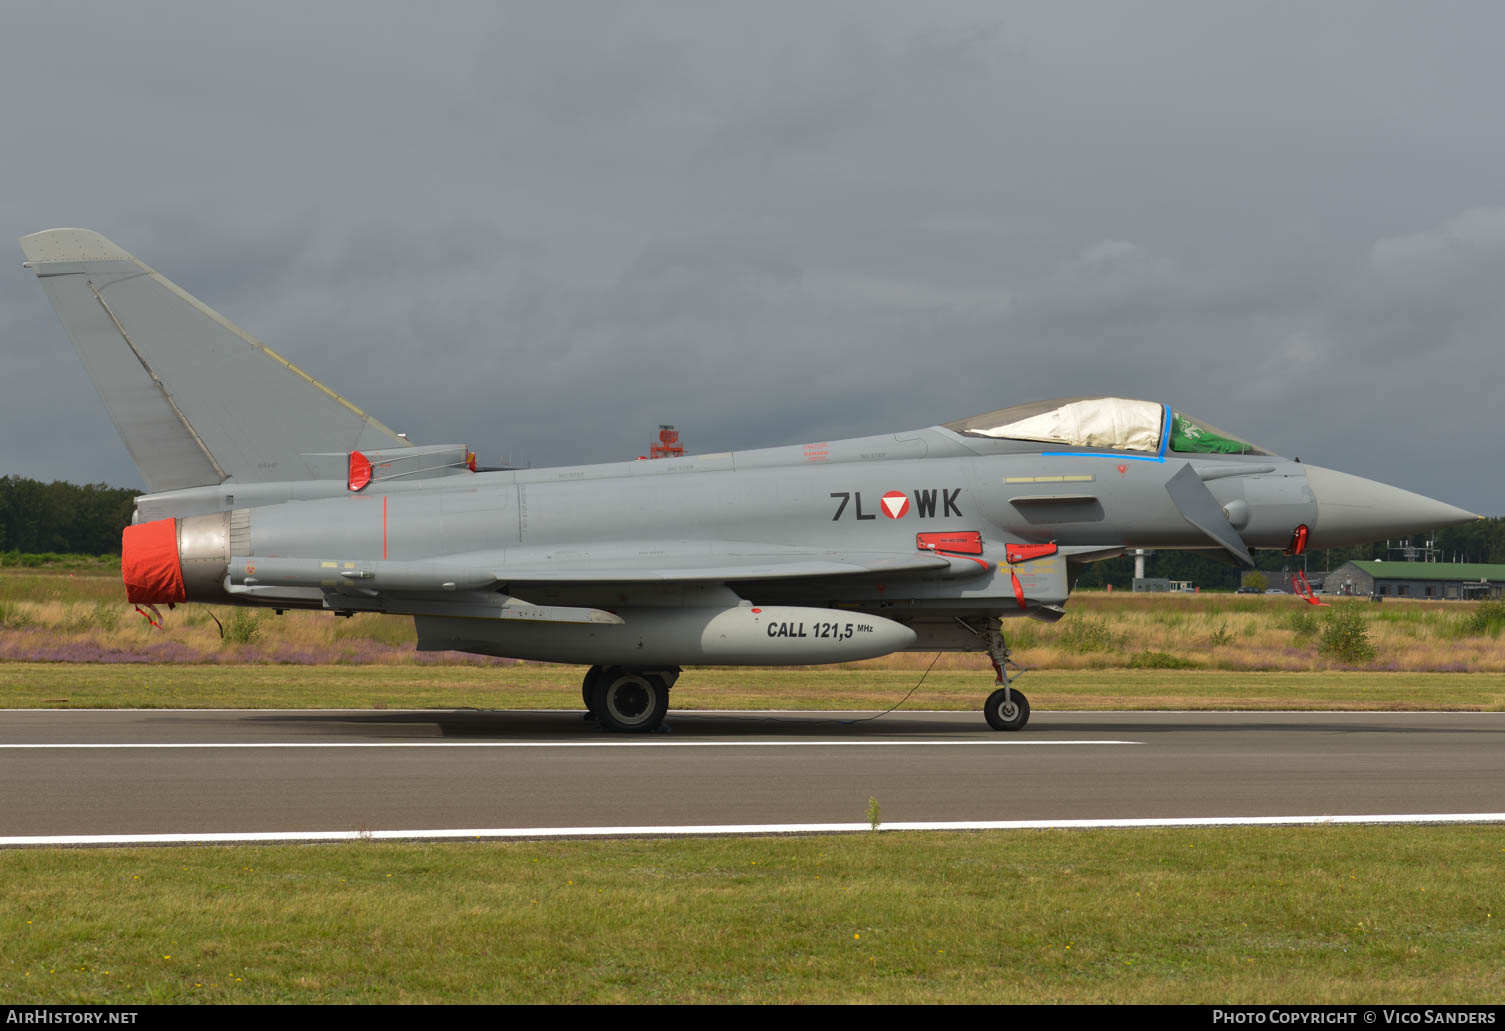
[960, 397, 1164, 452]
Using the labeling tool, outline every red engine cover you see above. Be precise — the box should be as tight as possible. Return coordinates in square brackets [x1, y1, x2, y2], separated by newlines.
[121, 518, 186, 604]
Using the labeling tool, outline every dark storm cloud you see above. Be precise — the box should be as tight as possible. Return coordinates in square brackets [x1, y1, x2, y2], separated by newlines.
[3, 2, 1505, 514]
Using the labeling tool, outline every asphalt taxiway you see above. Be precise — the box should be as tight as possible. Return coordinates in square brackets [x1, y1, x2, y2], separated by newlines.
[3, 709, 1504, 844]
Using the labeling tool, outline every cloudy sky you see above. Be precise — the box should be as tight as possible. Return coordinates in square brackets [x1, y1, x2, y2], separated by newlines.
[3, 2, 1504, 514]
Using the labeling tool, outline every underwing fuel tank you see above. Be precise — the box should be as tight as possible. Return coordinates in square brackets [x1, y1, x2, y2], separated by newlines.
[415, 606, 918, 666]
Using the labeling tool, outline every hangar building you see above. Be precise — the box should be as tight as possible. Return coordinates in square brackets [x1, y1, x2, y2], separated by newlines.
[1324, 561, 1505, 600]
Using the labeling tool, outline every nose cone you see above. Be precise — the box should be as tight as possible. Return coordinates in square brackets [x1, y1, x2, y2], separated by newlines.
[1304, 465, 1478, 547]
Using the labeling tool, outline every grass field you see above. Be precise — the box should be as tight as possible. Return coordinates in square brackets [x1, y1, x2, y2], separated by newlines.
[6, 566, 1505, 711]
[5, 568, 1505, 674]
[3, 662, 1505, 712]
[3, 826, 1502, 1005]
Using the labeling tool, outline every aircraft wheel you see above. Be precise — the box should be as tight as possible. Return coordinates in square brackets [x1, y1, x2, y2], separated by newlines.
[984, 687, 1030, 732]
[581, 665, 605, 718]
[596, 670, 669, 733]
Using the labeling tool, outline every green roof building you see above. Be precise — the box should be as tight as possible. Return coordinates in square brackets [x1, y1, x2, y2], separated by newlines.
[1325, 561, 1505, 600]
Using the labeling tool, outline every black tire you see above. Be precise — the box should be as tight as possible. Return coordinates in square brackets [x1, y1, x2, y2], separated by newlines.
[581, 665, 605, 716]
[984, 687, 1030, 731]
[596, 671, 670, 733]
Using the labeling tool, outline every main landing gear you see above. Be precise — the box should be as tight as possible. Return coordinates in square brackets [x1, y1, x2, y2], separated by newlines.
[581, 665, 679, 733]
[980, 624, 1030, 732]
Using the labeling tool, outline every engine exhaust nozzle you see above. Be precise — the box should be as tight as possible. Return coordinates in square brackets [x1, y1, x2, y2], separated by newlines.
[121, 512, 234, 603]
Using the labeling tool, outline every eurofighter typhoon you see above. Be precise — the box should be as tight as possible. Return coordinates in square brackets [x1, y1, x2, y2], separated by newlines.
[19, 229, 1479, 732]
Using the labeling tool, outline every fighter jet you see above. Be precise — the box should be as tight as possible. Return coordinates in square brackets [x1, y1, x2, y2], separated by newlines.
[19, 228, 1479, 732]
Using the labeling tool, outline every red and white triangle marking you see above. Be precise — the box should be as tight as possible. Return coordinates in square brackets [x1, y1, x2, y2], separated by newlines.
[881, 491, 909, 518]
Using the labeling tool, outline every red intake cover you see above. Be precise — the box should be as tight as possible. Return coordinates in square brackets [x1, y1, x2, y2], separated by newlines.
[916, 531, 984, 555]
[1005, 542, 1058, 564]
[121, 518, 186, 604]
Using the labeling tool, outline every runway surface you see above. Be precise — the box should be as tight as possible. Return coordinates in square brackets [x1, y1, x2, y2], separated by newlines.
[3, 708, 1504, 844]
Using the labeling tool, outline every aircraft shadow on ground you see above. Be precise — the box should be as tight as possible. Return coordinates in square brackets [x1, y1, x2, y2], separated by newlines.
[224, 710, 1505, 740]
[236, 709, 987, 739]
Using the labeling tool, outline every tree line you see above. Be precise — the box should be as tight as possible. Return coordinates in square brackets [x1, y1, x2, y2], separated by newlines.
[1074, 516, 1505, 591]
[0, 476, 138, 555]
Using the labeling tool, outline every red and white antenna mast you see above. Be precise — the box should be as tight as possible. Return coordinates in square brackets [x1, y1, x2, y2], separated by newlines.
[648, 424, 684, 460]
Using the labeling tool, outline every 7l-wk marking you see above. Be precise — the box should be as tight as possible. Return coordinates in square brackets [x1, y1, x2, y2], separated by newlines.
[830, 489, 962, 520]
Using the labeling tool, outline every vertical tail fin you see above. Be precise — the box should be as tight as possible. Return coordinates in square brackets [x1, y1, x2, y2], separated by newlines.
[20, 228, 409, 493]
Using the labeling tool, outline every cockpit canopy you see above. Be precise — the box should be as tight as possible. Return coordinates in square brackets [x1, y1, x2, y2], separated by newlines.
[944, 396, 1269, 456]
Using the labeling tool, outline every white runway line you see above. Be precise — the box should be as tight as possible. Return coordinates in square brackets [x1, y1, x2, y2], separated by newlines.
[0, 739, 1140, 750]
[0, 707, 1042, 714]
[8, 708, 1500, 714]
[5, 812, 1505, 847]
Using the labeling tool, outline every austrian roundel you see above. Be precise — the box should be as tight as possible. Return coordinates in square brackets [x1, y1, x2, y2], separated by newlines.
[880, 491, 910, 519]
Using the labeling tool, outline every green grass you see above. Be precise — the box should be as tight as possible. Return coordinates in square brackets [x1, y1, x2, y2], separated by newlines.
[1319, 604, 1378, 664]
[1126, 650, 1203, 670]
[3, 827, 1501, 1004]
[0, 552, 118, 573]
[3, 663, 1505, 712]
[0, 571, 123, 605]
[1460, 601, 1505, 638]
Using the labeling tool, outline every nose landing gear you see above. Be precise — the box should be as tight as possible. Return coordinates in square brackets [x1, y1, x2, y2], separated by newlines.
[980, 624, 1030, 732]
[984, 683, 1030, 731]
